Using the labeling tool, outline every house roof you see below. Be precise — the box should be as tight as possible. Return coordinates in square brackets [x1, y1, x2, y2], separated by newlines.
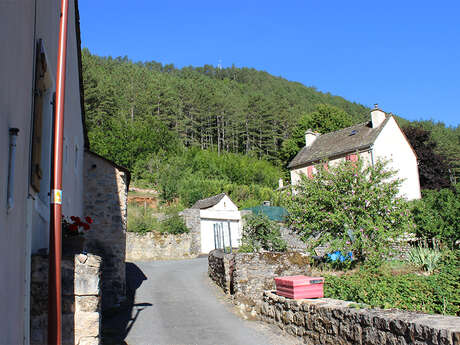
[191, 193, 227, 209]
[288, 116, 390, 169]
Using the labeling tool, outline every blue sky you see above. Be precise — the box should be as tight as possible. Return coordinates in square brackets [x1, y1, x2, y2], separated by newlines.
[79, 0, 460, 127]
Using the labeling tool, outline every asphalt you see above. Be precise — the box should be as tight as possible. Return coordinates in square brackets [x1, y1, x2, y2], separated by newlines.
[109, 258, 300, 345]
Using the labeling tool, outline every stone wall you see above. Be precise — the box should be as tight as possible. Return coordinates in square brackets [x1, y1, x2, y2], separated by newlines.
[180, 208, 201, 253]
[208, 250, 311, 307]
[126, 232, 196, 261]
[84, 151, 129, 309]
[259, 291, 460, 345]
[30, 253, 102, 345]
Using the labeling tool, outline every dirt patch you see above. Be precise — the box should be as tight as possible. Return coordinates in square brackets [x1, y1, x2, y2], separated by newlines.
[128, 196, 158, 210]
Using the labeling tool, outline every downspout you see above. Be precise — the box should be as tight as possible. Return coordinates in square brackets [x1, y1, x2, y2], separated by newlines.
[48, 0, 69, 344]
[370, 145, 375, 166]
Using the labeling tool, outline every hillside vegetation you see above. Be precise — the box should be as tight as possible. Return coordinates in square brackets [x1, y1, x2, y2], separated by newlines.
[82, 49, 460, 206]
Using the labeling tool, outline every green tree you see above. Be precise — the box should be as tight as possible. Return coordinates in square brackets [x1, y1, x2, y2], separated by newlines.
[283, 159, 413, 265]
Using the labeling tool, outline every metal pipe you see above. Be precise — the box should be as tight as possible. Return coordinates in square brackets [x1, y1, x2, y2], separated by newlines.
[48, 0, 69, 343]
[213, 224, 217, 250]
[7, 128, 19, 212]
[220, 223, 225, 253]
[227, 221, 232, 253]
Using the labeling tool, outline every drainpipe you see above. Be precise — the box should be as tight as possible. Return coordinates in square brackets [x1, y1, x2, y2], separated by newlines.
[48, 0, 69, 344]
[370, 145, 375, 167]
[7, 128, 19, 212]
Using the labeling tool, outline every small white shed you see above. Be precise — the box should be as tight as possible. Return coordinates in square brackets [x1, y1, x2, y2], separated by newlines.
[191, 193, 242, 253]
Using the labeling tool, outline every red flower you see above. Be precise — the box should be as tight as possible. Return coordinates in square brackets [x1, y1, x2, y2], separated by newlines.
[85, 216, 93, 224]
[69, 224, 78, 232]
[75, 217, 81, 223]
[70, 216, 76, 221]
[82, 223, 90, 231]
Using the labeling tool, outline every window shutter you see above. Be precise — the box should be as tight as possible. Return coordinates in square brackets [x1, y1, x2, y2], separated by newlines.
[346, 154, 358, 162]
[307, 166, 313, 179]
[31, 40, 48, 192]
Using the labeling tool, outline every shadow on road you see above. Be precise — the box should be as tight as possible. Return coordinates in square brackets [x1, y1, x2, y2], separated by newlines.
[101, 262, 151, 344]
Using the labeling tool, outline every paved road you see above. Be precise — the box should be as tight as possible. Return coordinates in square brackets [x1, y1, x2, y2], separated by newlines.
[122, 258, 299, 345]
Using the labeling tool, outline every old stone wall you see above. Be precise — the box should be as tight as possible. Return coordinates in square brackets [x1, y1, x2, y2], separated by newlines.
[84, 151, 128, 309]
[259, 291, 460, 345]
[30, 253, 102, 345]
[208, 250, 311, 307]
[126, 232, 197, 261]
[180, 208, 201, 254]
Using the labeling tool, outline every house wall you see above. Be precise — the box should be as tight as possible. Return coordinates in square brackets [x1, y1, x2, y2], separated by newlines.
[0, 0, 84, 342]
[290, 151, 372, 185]
[199, 196, 242, 253]
[373, 117, 421, 200]
[84, 152, 128, 310]
[0, 1, 35, 343]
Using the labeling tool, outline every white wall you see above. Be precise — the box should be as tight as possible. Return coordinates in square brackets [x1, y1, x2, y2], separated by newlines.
[0, 1, 35, 342]
[0, 0, 85, 342]
[290, 150, 372, 185]
[373, 117, 421, 200]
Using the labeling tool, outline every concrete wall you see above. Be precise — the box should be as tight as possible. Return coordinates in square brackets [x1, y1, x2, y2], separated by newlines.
[0, 0, 84, 342]
[373, 116, 421, 200]
[259, 291, 460, 345]
[126, 232, 196, 261]
[84, 152, 128, 309]
[30, 253, 102, 345]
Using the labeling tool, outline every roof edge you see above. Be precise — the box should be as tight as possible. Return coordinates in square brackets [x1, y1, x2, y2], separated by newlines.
[85, 150, 131, 187]
[74, 0, 90, 150]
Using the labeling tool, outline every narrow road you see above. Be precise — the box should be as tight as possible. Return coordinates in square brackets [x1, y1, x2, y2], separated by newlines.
[122, 258, 299, 345]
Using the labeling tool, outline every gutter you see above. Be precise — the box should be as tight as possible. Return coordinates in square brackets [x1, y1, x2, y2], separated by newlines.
[48, 0, 69, 343]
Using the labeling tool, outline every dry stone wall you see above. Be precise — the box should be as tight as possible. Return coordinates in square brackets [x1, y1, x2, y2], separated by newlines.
[30, 253, 102, 345]
[259, 291, 460, 345]
[126, 232, 196, 261]
[84, 151, 128, 309]
[208, 250, 311, 307]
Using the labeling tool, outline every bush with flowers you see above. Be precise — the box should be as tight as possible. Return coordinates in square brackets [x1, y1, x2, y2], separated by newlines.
[62, 216, 93, 238]
[283, 159, 414, 266]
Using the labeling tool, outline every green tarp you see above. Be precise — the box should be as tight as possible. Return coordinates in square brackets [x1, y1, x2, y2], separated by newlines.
[243, 206, 288, 222]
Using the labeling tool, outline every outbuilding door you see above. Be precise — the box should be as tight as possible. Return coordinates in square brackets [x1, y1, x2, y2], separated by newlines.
[200, 219, 240, 254]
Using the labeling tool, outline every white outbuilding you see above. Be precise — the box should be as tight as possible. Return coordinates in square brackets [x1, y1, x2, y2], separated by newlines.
[191, 193, 242, 253]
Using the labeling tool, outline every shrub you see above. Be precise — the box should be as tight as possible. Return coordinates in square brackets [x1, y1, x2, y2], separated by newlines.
[240, 214, 287, 252]
[160, 214, 189, 235]
[127, 202, 159, 234]
[410, 185, 460, 248]
[324, 251, 460, 315]
[407, 246, 442, 273]
[283, 159, 414, 266]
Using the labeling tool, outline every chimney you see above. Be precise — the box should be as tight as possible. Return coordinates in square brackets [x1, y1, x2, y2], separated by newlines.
[371, 104, 386, 128]
[305, 129, 320, 147]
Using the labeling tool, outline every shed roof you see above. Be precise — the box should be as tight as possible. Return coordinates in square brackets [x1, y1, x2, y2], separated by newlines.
[191, 193, 227, 209]
[288, 116, 390, 169]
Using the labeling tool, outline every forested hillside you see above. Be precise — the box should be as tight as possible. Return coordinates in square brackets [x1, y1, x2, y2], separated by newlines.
[81, 49, 460, 202]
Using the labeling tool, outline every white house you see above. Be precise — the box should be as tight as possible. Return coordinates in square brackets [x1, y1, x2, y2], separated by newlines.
[191, 193, 242, 253]
[288, 105, 421, 200]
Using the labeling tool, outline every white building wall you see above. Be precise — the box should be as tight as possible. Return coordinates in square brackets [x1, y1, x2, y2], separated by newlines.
[198, 196, 242, 253]
[290, 150, 372, 185]
[372, 117, 421, 200]
[0, 0, 85, 342]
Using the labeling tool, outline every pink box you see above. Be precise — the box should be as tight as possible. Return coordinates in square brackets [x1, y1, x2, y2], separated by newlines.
[274, 275, 324, 299]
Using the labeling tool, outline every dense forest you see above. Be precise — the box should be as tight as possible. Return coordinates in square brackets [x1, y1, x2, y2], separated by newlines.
[81, 49, 460, 205]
